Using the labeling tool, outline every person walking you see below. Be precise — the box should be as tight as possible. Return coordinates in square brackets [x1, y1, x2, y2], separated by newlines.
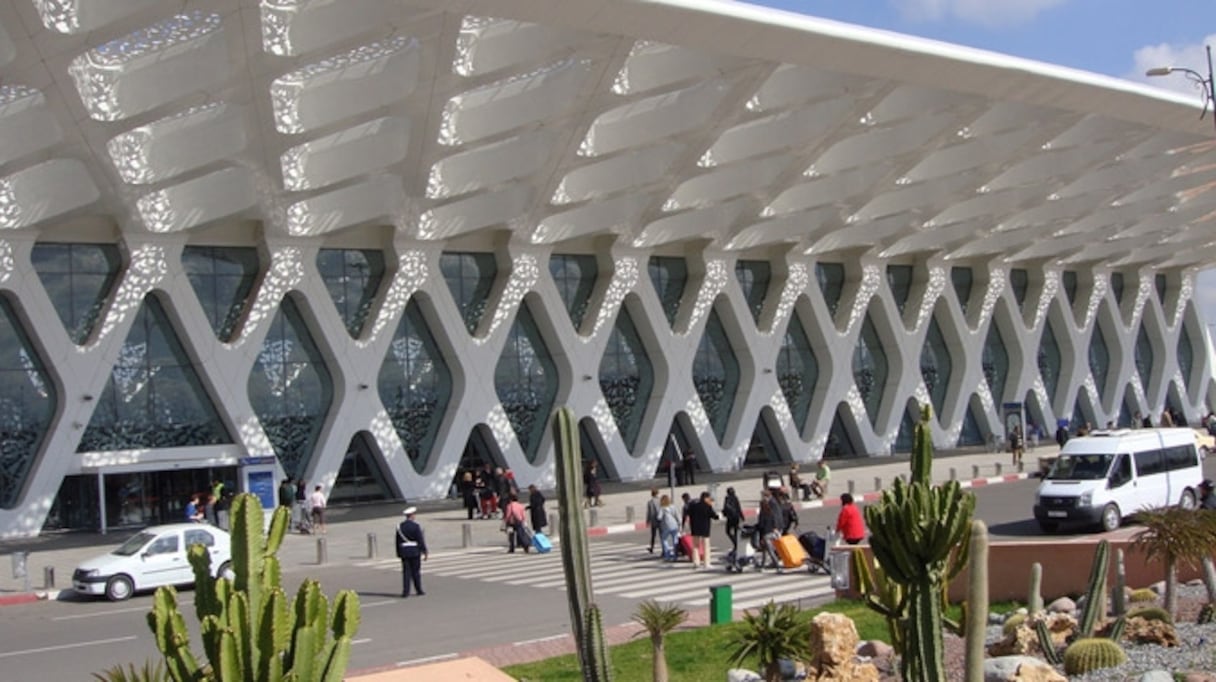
[755, 497, 781, 571]
[294, 480, 308, 530]
[583, 461, 602, 507]
[396, 507, 428, 597]
[835, 493, 866, 545]
[526, 484, 546, 533]
[682, 449, 697, 486]
[645, 488, 661, 554]
[460, 471, 478, 520]
[657, 495, 680, 562]
[685, 491, 719, 569]
[309, 485, 327, 534]
[185, 494, 204, 523]
[722, 486, 743, 557]
[278, 478, 294, 510]
[1009, 425, 1025, 467]
[503, 493, 530, 553]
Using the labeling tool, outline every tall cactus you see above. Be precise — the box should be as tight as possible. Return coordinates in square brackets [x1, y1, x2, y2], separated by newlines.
[864, 406, 976, 682]
[146, 494, 360, 682]
[1078, 540, 1110, 637]
[1028, 562, 1043, 615]
[910, 404, 933, 485]
[1112, 549, 1127, 617]
[963, 520, 988, 682]
[553, 406, 612, 681]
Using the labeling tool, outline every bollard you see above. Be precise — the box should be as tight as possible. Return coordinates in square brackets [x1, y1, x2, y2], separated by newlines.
[462, 522, 473, 548]
[994, 463, 1002, 476]
[367, 532, 378, 559]
[949, 467, 957, 481]
[972, 465, 980, 479]
[316, 537, 327, 565]
[847, 480, 855, 495]
[43, 565, 54, 590]
[589, 509, 599, 527]
[874, 476, 882, 492]
[625, 506, 635, 523]
[1017, 461, 1024, 474]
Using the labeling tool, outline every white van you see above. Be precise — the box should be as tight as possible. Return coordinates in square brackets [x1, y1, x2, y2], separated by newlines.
[1033, 428, 1203, 533]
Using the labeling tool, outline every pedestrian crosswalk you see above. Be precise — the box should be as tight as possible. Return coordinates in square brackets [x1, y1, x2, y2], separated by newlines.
[356, 540, 836, 612]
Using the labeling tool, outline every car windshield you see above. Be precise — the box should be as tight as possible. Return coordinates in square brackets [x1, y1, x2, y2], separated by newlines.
[1046, 454, 1114, 481]
[112, 531, 157, 556]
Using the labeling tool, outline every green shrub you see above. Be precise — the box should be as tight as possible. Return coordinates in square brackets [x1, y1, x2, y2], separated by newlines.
[1062, 638, 1127, 675]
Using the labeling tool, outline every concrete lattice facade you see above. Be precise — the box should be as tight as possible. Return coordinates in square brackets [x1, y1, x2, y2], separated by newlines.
[0, 0, 1213, 537]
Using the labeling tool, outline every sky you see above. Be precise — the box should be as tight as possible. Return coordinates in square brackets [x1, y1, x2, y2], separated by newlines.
[746, 0, 1216, 332]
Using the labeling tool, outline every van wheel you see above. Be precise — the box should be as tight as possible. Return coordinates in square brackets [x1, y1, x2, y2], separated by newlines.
[1100, 504, 1121, 533]
[1179, 489, 1197, 511]
[105, 574, 134, 601]
[1037, 521, 1059, 534]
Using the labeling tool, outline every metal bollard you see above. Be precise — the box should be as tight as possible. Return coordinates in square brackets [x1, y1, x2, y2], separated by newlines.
[589, 509, 599, 527]
[367, 532, 377, 559]
[43, 565, 54, 589]
[847, 480, 855, 495]
[549, 512, 558, 537]
[1017, 461, 1024, 474]
[949, 467, 957, 481]
[462, 522, 473, 548]
[972, 465, 980, 479]
[625, 505, 636, 523]
[316, 537, 327, 565]
[994, 463, 1002, 476]
[874, 476, 882, 492]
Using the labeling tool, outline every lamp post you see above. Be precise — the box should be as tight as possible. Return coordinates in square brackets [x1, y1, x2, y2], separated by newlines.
[1146, 44, 1216, 133]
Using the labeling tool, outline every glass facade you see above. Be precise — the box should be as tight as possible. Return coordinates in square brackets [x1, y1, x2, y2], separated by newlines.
[247, 297, 333, 479]
[816, 262, 844, 318]
[693, 306, 740, 444]
[441, 252, 497, 335]
[959, 401, 984, 445]
[1178, 325, 1193, 391]
[950, 267, 972, 315]
[777, 311, 818, 434]
[378, 299, 451, 473]
[1038, 320, 1062, 405]
[329, 433, 396, 505]
[550, 254, 597, 332]
[735, 260, 771, 323]
[982, 321, 1009, 405]
[1088, 324, 1110, 400]
[79, 294, 232, 452]
[648, 256, 687, 328]
[1062, 271, 1078, 306]
[598, 306, 654, 453]
[894, 400, 918, 453]
[1155, 274, 1167, 306]
[495, 304, 557, 462]
[31, 242, 122, 344]
[317, 248, 385, 338]
[921, 315, 952, 417]
[1009, 268, 1028, 310]
[0, 298, 55, 509]
[1135, 325, 1153, 392]
[853, 313, 887, 427]
[825, 406, 857, 458]
[1110, 272, 1124, 306]
[182, 246, 258, 341]
[886, 265, 913, 315]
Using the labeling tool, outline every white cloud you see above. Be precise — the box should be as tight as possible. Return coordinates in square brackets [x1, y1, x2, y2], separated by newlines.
[891, 0, 1069, 27]
[1126, 35, 1216, 97]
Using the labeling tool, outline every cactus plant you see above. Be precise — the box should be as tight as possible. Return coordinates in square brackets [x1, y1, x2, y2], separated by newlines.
[145, 494, 360, 682]
[1127, 606, 1173, 624]
[851, 549, 907, 655]
[553, 406, 612, 681]
[1001, 613, 1027, 636]
[1062, 638, 1127, 675]
[964, 520, 988, 682]
[1034, 619, 1062, 666]
[863, 406, 975, 682]
[1197, 602, 1215, 624]
[1028, 562, 1043, 615]
[1128, 587, 1157, 603]
[1077, 540, 1109, 638]
[1112, 548, 1126, 617]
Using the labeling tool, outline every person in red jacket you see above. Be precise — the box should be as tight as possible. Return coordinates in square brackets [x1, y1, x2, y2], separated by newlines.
[835, 493, 866, 545]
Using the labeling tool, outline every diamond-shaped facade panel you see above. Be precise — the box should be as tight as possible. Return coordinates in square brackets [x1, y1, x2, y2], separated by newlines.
[694, 303, 740, 444]
[31, 242, 121, 345]
[495, 302, 558, 462]
[598, 304, 654, 454]
[378, 298, 452, 474]
[0, 297, 55, 509]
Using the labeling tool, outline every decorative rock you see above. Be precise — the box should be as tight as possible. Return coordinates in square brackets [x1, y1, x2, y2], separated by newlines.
[1138, 671, 1175, 682]
[807, 612, 878, 682]
[856, 640, 893, 660]
[984, 656, 1064, 682]
[1149, 581, 1166, 595]
[989, 612, 1006, 625]
[1185, 578, 1204, 587]
[1180, 673, 1216, 682]
[1122, 616, 1180, 647]
[727, 669, 762, 682]
[988, 613, 1076, 657]
[1047, 596, 1076, 614]
[1015, 607, 1028, 616]
[1013, 660, 1067, 682]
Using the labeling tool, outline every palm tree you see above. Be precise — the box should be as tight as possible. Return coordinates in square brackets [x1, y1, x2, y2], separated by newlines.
[1129, 506, 1216, 618]
[631, 600, 688, 682]
[726, 601, 813, 682]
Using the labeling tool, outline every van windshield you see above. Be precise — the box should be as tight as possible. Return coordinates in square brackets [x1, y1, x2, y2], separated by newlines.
[1046, 454, 1114, 481]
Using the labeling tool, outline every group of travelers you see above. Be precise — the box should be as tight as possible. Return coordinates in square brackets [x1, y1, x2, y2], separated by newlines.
[277, 478, 326, 534]
[184, 479, 234, 528]
[458, 463, 521, 521]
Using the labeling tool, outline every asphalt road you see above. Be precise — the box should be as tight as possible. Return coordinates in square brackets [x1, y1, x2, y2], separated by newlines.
[0, 477, 1156, 679]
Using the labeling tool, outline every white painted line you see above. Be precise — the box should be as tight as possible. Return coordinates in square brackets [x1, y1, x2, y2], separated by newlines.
[513, 634, 568, 646]
[359, 599, 399, 609]
[352, 638, 373, 645]
[52, 599, 195, 621]
[397, 653, 457, 667]
[0, 635, 138, 659]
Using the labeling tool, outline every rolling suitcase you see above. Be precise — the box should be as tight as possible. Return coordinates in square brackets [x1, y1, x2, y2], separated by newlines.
[774, 534, 808, 569]
[677, 534, 694, 559]
[532, 531, 552, 553]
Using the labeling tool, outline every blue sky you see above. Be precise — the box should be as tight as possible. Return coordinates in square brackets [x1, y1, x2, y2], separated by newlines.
[747, 0, 1216, 330]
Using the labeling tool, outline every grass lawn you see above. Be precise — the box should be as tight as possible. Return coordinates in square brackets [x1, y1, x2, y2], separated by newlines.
[504, 599, 1025, 681]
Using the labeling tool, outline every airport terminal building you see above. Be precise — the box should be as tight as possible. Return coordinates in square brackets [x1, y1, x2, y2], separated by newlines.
[0, 0, 1213, 536]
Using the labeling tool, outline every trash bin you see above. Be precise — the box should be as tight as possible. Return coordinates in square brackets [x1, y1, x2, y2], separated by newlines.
[709, 584, 732, 624]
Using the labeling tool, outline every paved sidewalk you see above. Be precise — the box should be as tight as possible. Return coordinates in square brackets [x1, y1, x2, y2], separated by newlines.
[0, 445, 1044, 605]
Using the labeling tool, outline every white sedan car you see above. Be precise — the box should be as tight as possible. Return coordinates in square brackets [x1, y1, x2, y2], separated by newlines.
[73, 523, 233, 601]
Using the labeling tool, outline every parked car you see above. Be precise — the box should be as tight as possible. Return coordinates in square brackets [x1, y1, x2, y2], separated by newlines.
[73, 524, 233, 601]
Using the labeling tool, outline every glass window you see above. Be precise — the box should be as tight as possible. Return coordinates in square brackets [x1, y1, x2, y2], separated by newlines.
[598, 307, 654, 453]
[950, 267, 972, 315]
[148, 535, 179, 555]
[959, 401, 984, 446]
[693, 305, 740, 444]
[815, 262, 844, 318]
[647, 256, 687, 329]
[853, 313, 888, 427]
[1009, 269, 1028, 309]
[1134, 326, 1153, 391]
[1048, 454, 1114, 480]
[183, 528, 215, 548]
[247, 297, 333, 479]
[894, 401, 918, 453]
[441, 252, 496, 335]
[317, 249, 385, 338]
[735, 260, 771, 324]
[31, 242, 122, 344]
[182, 246, 258, 341]
[1155, 274, 1167, 306]
[0, 297, 56, 509]
[886, 265, 913, 315]
[80, 295, 232, 452]
[378, 299, 452, 473]
[494, 304, 557, 462]
[1038, 320, 1062, 405]
[1089, 325, 1110, 401]
[329, 432, 397, 504]
[1062, 271, 1078, 306]
[1133, 449, 1164, 476]
[776, 310, 818, 434]
[550, 254, 597, 332]
[1110, 272, 1124, 305]
[921, 316, 952, 417]
[824, 406, 857, 458]
[1178, 321, 1194, 389]
[1164, 444, 1197, 471]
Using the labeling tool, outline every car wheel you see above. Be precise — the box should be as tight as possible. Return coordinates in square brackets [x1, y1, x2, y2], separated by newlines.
[1179, 489, 1197, 511]
[1100, 503, 1121, 533]
[1038, 521, 1059, 534]
[217, 561, 234, 580]
[105, 574, 134, 601]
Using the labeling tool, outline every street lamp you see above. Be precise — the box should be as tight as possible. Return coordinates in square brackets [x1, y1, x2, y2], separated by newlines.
[1146, 44, 1216, 133]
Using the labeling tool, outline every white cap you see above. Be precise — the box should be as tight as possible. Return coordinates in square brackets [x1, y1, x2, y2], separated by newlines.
[402, 506, 417, 516]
